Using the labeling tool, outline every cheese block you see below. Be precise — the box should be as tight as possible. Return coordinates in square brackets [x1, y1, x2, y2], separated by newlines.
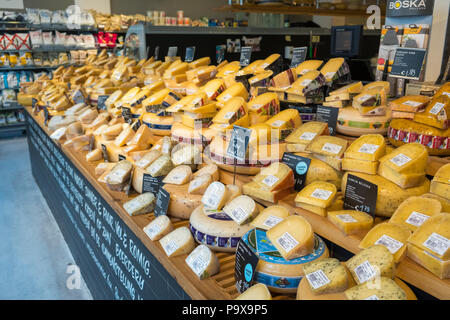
[188, 174, 213, 195]
[293, 153, 343, 190]
[225, 184, 242, 204]
[105, 160, 133, 191]
[237, 60, 263, 76]
[389, 196, 442, 232]
[163, 62, 188, 79]
[295, 60, 323, 76]
[269, 68, 297, 89]
[94, 162, 115, 176]
[215, 82, 248, 107]
[344, 134, 386, 161]
[288, 70, 326, 95]
[265, 109, 302, 141]
[50, 127, 67, 142]
[123, 193, 156, 216]
[359, 222, 412, 263]
[242, 181, 292, 203]
[378, 164, 426, 188]
[78, 108, 99, 124]
[266, 215, 314, 260]
[255, 54, 282, 73]
[342, 172, 430, 218]
[345, 277, 406, 300]
[134, 149, 162, 169]
[113, 126, 134, 147]
[171, 144, 201, 168]
[189, 205, 253, 252]
[322, 100, 349, 108]
[201, 181, 229, 210]
[433, 163, 450, 185]
[101, 123, 123, 140]
[306, 136, 347, 164]
[407, 243, 450, 279]
[353, 87, 387, 116]
[337, 107, 392, 137]
[223, 195, 258, 225]
[247, 92, 280, 124]
[327, 210, 374, 235]
[185, 244, 220, 280]
[421, 193, 450, 212]
[192, 164, 219, 181]
[142, 80, 165, 92]
[250, 205, 290, 230]
[345, 245, 395, 284]
[296, 202, 328, 217]
[142, 113, 174, 136]
[241, 228, 328, 293]
[65, 103, 87, 116]
[253, 162, 294, 192]
[342, 158, 379, 175]
[414, 95, 449, 129]
[285, 122, 329, 152]
[362, 81, 390, 96]
[146, 155, 173, 177]
[248, 69, 273, 88]
[143, 215, 173, 241]
[163, 165, 192, 185]
[201, 78, 225, 100]
[216, 61, 241, 78]
[407, 213, 450, 260]
[389, 95, 430, 113]
[235, 284, 272, 300]
[162, 184, 202, 219]
[189, 57, 211, 69]
[303, 258, 349, 295]
[431, 181, 450, 200]
[378, 143, 428, 174]
[86, 149, 102, 162]
[248, 124, 273, 146]
[320, 58, 348, 82]
[329, 82, 363, 96]
[212, 96, 247, 125]
[159, 227, 195, 258]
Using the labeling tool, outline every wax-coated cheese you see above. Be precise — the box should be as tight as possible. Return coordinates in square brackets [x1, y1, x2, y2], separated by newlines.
[362, 81, 390, 96]
[414, 95, 449, 130]
[250, 205, 290, 230]
[342, 158, 379, 175]
[329, 82, 363, 96]
[114, 126, 134, 147]
[294, 152, 343, 190]
[266, 215, 315, 260]
[345, 277, 406, 300]
[105, 160, 133, 191]
[201, 181, 229, 210]
[306, 136, 348, 170]
[212, 96, 247, 124]
[295, 181, 337, 209]
[303, 258, 349, 295]
[223, 195, 258, 225]
[327, 210, 374, 235]
[146, 154, 174, 177]
[159, 227, 195, 258]
[253, 162, 294, 192]
[378, 143, 428, 175]
[265, 109, 302, 141]
[337, 107, 392, 137]
[235, 284, 272, 300]
[188, 174, 213, 195]
[407, 243, 450, 279]
[247, 92, 280, 124]
[163, 165, 192, 185]
[143, 215, 173, 241]
[421, 193, 450, 212]
[430, 181, 450, 200]
[295, 60, 323, 75]
[389, 95, 430, 113]
[344, 134, 386, 162]
[285, 121, 329, 152]
[342, 172, 430, 218]
[288, 70, 326, 95]
[407, 213, 450, 260]
[320, 57, 347, 82]
[359, 222, 412, 263]
[216, 82, 248, 107]
[86, 149, 102, 162]
[389, 196, 442, 232]
[123, 193, 156, 216]
[378, 163, 426, 189]
[242, 181, 292, 203]
[433, 163, 450, 185]
[345, 245, 395, 285]
[185, 244, 220, 279]
[353, 87, 387, 116]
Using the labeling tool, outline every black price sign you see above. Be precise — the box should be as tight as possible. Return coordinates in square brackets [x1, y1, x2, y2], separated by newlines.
[89, 135, 95, 152]
[101, 144, 109, 162]
[126, 167, 134, 196]
[154, 46, 160, 60]
[290, 46, 308, 68]
[43, 107, 49, 126]
[226, 125, 251, 162]
[167, 46, 178, 57]
[240, 46, 252, 67]
[344, 174, 378, 218]
[121, 107, 132, 124]
[131, 119, 141, 132]
[118, 154, 126, 161]
[97, 95, 109, 111]
[154, 187, 170, 217]
[281, 153, 311, 191]
[142, 174, 164, 194]
[390, 48, 427, 80]
[185, 46, 196, 62]
[235, 236, 260, 293]
[73, 90, 85, 105]
[316, 105, 339, 136]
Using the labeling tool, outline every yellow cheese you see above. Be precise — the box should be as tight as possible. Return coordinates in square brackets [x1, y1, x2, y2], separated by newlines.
[285, 122, 328, 152]
[188, 174, 213, 195]
[201, 78, 225, 100]
[216, 61, 241, 78]
[247, 92, 280, 124]
[189, 57, 210, 69]
[295, 181, 337, 209]
[342, 158, 379, 175]
[163, 62, 189, 80]
[327, 210, 374, 235]
[378, 143, 428, 175]
[102, 124, 123, 140]
[265, 109, 302, 141]
[389, 95, 431, 113]
[86, 149, 102, 162]
[114, 126, 134, 147]
[414, 95, 449, 129]
[142, 113, 174, 136]
[359, 223, 412, 263]
[255, 53, 281, 73]
[295, 60, 323, 76]
[362, 81, 390, 96]
[235, 283, 272, 300]
[248, 123, 273, 145]
[250, 205, 290, 230]
[127, 124, 152, 148]
[159, 227, 195, 258]
[306, 136, 348, 170]
[337, 107, 392, 137]
[141, 88, 171, 108]
[407, 213, 450, 260]
[378, 164, 426, 188]
[345, 277, 407, 300]
[212, 96, 247, 124]
[353, 87, 387, 116]
[223, 195, 259, 225]
[320, 57, 346, 82]
[407, 243, 450, 280]
[143, 215, 173, 241]
[421, 193, 450, 212]
[142, 80, 165, 93]
[342, 172, 430, 218]
[344, 134, 386, 161]
[192, 164, 219, 181]
[242, 181, 293, 203]
[329, 82, 363, 96]
[215, 82, 248, 107]
[248, 70, 273, 86]
[253, 162, 294, 192]
[303, 258, 349, 295]
[134, 149, 162, 169]
[185, 244, 220, 280]
[237, 60, 263, 76]
[433, 163, 450, 185]
[266, 215, 314, 260]
[296, 202, 328, 217]
[269, 68, 297, 89]
[162, 165, 192, 185]
[293, 153, 343, 190]
[288, 70, 326, 96]
[430, 181, 450, 200]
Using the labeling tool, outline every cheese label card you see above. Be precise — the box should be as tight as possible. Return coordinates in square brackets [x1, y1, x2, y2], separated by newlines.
[344, 174, 378, 218]
[43, 107, 49, 126]
[316, 106, 339, 136]
[73, 90, 85, 105]
[306, 269, 331, 290]
[390, 48, 427, 81]
[405, 211, 430, 227]
[353, 260, 376, 284]
[374, 234, 404, 254]
[154, 187, 170, 217]
[101, 144, 109, 162]
[32, 98, 38, 112]
[185, 46, 195, 62]
[235, 231, 260, 293]
[118, 154, 126, 161]
[154, 46, 160, 60]
[282, 153, 311, 191]
[240, 46, 252, 67]
[167, 46, 178, 57]
[142, 174, 164, 194]
[89, 135, 95, 152]
[97, 95, 109, 111]
[227, 125, 251, 162]
[423, 233, 450, 256]
[290, 46, 308, 68]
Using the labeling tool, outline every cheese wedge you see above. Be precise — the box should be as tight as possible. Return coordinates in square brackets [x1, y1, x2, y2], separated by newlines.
[344, 134, 386, 161]
[188, 174, 213, 195]
[327, 210, 374, 235]
[212, 96, 247, 124]
[159, 227, 195, 258]
[345, 277, 407, 300]
[86, 149, 102, 162]
[201, 78, 225, 100]
[256, 53, 281, 73]
[362, 81, 390, 96]
[223, 195, 258, 225]
[114, 126, 134, 147]
[320, 57, 347, 82]
[235, 283, 272, 300]
[185, 244, 220, 280]
[147, 155, 174, 177]
[414, 95, 449, 130]
[105, 160, 133, 191]
[407, 243, 450, 280]
[266, 215, 315, 260]
[295, 60, 323, 76]
[430, 181, 450, 200]
[421, 193, 450, 212]
[288, 70, 326, 96]
[295, 181, 337, 209]
[253, 162, 294, 192]
[123, 193, 156, 216]
[378, 163, 426, 189]
[433, 163, 450, 185]
[265, 109, 302, 141]
[171, 144, 201, 167]
[163, 165, 192, 185]
[303, 258, 349, 295]
[127, 124, 152, 148]
[250, 205, 290, 230]
[192, 164, 219, 181]
[242, 181, 293, 203]
[201, 182, 229, 210]
[353, 87, 387, 116]
[329, 82, 363, 96]
[247, 92, 280, 122]
[285, 121, 329, 152]
[216, 82, 248, 107]
[225, 184, 242, 204]
[389, 95, 430, 113]
[135, 149, 162, 169]
[306, 136, 347, 159]
[94, 162, 115, 176]
[378, 143, 428, 174]
[143, 215, 173, 241]
[342, 158, 379, 175]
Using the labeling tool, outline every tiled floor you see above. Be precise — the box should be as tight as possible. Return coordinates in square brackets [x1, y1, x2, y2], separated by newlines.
[0, 136, 92, 299]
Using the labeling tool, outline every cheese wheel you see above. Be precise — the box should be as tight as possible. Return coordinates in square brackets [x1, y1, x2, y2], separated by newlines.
[142, 113, 174, 136]
[163, 184, 202, 220]
[235, 283, 272, 300]
[337, 107, 392, 137]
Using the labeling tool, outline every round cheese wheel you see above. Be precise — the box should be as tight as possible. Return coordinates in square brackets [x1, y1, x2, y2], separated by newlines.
[337, 107, 392, 137]
[189, 205, 254, 252]
[142, 113, 174, 136]
[171, 122, 212, 146]
[163, 184, 202, 220]
[241, 228, 328, 294]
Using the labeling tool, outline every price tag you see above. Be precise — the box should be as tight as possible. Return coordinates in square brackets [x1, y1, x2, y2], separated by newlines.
[390, 48, 427, 81]
[216, 45, 226, 64]
[235, 234, 260, 293]
[142, 174, 164, 194]
[121, 106, 132, 124]
[72, 90, 85, 105]
[305, 270, 331, 290]
[131, 119, 142, 132]
[101, 144, 109, 162]
[344, 174, 378, 218]
[43, 107, 49, 126]
[226, 125, 251, 162]
[240, 46, 252, 67]
[154, 187, 170, 217]
[290, 46, 307, 68]
[154, 46, 160, 60]
[185, 46, 196, 62]
[32, 98, 38, 113]
[118, 154, 126, 161]
[282, 153, 311, 191]
[353, 260, 376, 284]
[167, 46, 178, 57]
[97, 95, 109, 111]
[316, 106, 339, 136]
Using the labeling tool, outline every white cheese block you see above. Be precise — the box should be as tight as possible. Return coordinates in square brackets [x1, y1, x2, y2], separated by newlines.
[201, 181, 230, 211]
[147, 155, 174, 177]
[188, 174, 213, 195]
[143, 215, 173, 241]
[235, 284, 272, 300]
[94, 162, 115, 176]
[105, 160, 133, 190]
[135, 149, 162, 169]
[123, 192, 156, 216]
[86, 149, 102, 162]
[225, 184, 242, 204]
[159, 227, 195, 257]
[163, 165, 192, 185]
[192, 164, 219, 181]
[223, 195, 259, 225]
[50, 127, 67, 142]
[171, 144, 201, 167]
[185, 244, 220, 279]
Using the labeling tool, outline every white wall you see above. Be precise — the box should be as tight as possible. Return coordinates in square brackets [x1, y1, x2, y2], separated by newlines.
[74, 0, 110, 14]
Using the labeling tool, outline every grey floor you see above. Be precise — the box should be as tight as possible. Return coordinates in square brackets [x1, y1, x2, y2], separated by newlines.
[0, 136, 92, 300]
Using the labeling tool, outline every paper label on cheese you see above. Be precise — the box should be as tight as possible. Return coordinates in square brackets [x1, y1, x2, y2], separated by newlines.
[145, 223, 162, 238]
[229, 207, 248, 224]
[365, 295, 380, 300]
[358, 143, 380, 154]
[164, 240, 179, 256]
[299, 132, 317, 141]
[301, 79, 313, 87]
[262, 215, 284, 228]
[186, 254, 207, 276]
[311, 188, 333, 201]
[271, 120, 285, 128]
[403, 100, 422, 107]
[223, 111, 235, 120]
[154, 145, 161, 150]
[162, 143, 170, 154]
[321, 143, 342, 154]
[222, 93, 232, 101]
[354, 260, 376, 283]
[300, 69, 310, 75]
[358, 94, 372, 103]
[336, 214, 358, 223]
[305, 269, 331, 289]
[325, 72, 336, 79]
[276, 232, 299, 253]
[262, 175, 279, 187]
[390, 153, 411, 167]
[429, 102, 445, 115]
[423, 233, 450, 256]
[405, 211, 430, 227]
[374, 234, 404, 254]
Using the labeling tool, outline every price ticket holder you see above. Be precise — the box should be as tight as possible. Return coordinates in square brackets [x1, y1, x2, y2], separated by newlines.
[226, 126, 251, 185]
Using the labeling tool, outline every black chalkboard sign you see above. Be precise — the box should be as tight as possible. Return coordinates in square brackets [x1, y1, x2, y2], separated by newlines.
[142, 174, 164, 194]
[235, 236, 259, 293]
[97, 95, 109, 111]
[390, 48, 427, 80]
[118, 154, 126, 161]
[344, 174, 378, 218]
[154, 187, 170, 217]
[290, 46, 308, 68]
[316, 105, 339, 136]
[240, 46, 252, 67]
[282, 153, 311, 191]
[226, 125, 251, 162]
[185, 46, 196, 62]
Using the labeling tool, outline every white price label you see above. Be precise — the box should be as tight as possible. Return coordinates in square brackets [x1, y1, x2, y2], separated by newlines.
[299, 132, 317, 141]
[222, 93, 232, 101]
[354, 260, 376, 284]
[276, 232, 299, 253]
[162, 143, 170, 154]
[321, 143, 342, 155]
[262, 175, 279, 187]
[271, 120, 285, 128]
[429, 102, 445, 115]
[365, 295, 380, 300]
[374, 234, 404, 254]
[300, 79, 312, 87]
[402, 100, 422, 107]
[310, 188, 333, 201]
[423, 233, 450, 256]
[229, 207, 248, 224]
[405, 211, 430, 227]
[186, 254, 208, 276]
[358, 94, 373, 103]
[305, 270, 331, 290]
[144, 222, 162, 239]
[336, 214, 358, 223]
[358, 143, 380, 154]
[223, 111, 235, 120]
[164, 240, 179, 256]
[325, 71, 336, 79]
[390, 153, 411, 167]
[262, 215, 284, 228]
